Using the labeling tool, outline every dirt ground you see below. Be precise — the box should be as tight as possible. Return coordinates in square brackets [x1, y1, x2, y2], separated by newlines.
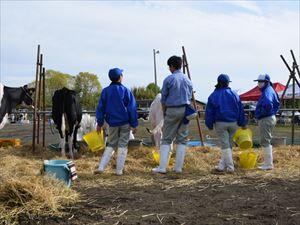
[0, 124, 299, 225]
[14, 146, 300, 225]
[19, 176, 300, 225]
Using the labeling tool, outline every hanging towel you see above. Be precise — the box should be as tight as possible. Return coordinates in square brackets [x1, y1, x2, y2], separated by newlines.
[67, 161, 78, 181]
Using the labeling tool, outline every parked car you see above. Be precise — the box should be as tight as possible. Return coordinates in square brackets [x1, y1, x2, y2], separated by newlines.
[137, 108, 149, 120]
[243, 104, 255, 120]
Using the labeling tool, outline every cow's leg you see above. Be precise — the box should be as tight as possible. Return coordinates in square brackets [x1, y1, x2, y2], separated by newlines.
[60, 114, 66, 157]
[58, 129, 66, 157]
[61, 137, 66, 157]
[68, 134, 74, 159]
[0, 93, 9, 129]
[0, 113, 8, 130]
[68, 126, 75, 159]
[153, 131, 162, 147]
[73, 125, 79, 152]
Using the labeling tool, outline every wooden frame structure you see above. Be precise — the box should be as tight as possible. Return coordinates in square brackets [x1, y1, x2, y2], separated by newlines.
[182, 46, 205, 146]
[32, 45, 46, 153]
[280, 50, 300, 145]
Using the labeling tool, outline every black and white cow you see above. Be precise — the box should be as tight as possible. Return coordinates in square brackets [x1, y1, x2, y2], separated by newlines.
[52, 87, 82, 159]
[0, 83, 35, 129]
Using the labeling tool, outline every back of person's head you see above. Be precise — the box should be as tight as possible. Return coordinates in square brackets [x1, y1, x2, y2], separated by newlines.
[167, 56, 182, 70]
[108, 68, 123, 82]
[215, 74, 231, 89]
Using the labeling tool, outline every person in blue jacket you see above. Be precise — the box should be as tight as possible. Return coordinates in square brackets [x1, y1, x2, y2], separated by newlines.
[94, 68, 138, 176]
[205, 74, 247, 173]
[254, 74, 279, 170]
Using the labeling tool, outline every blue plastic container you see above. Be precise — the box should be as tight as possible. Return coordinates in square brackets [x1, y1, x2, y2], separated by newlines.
[187, 140, 202, 147]
[44, 160, 72, 187]
[187, 140, 216, 147]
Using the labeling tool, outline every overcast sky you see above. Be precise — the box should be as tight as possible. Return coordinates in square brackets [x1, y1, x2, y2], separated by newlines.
[1, 0, 299, 102]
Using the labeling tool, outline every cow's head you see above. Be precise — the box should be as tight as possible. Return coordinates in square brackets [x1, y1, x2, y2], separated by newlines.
[21, 85, 35, 106]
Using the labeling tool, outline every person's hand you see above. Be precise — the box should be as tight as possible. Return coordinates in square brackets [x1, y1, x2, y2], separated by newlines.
[131, 127, 137, 134]
[209, 128, 213, 131]
[97, 125, 103, 134]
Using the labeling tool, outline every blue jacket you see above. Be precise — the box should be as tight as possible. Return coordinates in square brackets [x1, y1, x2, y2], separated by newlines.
[205, 87, 247, 129]
[96, 82, 138, 128]
[255, 84, 280, 119]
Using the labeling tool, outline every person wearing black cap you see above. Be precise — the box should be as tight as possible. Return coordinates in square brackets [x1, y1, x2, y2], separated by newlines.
[95, 68, 138, 176]
[254, 74, 280, 170]
[152, 56, 193, 174]
[205, 74, 247, 173]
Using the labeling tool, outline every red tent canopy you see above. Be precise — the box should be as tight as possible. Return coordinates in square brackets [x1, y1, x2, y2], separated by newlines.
[240, 82, 286, 101]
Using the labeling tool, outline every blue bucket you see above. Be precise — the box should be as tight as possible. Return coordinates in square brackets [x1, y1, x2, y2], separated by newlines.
[44, 160, 72, 187]
[187, 140, 216, 147]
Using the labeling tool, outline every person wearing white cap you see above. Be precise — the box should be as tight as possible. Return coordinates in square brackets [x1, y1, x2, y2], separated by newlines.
[254, 74, 280, 170]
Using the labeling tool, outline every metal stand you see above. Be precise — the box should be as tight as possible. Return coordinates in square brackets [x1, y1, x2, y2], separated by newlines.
[280, 50, 300, 145]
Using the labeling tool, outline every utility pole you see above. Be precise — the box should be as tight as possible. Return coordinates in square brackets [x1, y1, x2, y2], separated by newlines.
[153, 49, 159, 88]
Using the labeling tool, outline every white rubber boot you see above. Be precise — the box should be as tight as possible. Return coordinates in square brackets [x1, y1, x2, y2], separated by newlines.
[215, 149, 226, 172]
[152, 145, 170, 174]
[97, 146, 115, 172]
[173, 144, 186, 173]
[224, 148, 234, 172]
[116, 147, 128, 176]
[258, 146, 273, 170]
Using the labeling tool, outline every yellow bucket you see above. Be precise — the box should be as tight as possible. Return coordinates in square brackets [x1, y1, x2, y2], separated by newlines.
[83, 131, 105, 152]
[233, 128, 253, 150]
[152, 150, 171, 166]
[239, 150, 258, 169]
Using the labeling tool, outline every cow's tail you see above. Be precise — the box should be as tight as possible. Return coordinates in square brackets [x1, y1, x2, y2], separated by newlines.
[146, 127, 152, 134]
[146, 119, 164, 134]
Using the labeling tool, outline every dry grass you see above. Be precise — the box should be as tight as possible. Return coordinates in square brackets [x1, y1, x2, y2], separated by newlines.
[0, 143, 299, 224]
[75, 144, 300, 190]
[0, 145, 79, 225]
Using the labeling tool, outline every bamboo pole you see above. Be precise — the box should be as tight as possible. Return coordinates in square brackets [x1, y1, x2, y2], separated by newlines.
[183, 55, 185, 71]
[42, 67, 46, 148]
[280, 50, 300, 146]
[32, 45, 40, 153]
[291, 65, 295, 145]
[290, 50, 300, 80]
[182, 46, 204, 146]
[37, 54, 43, 144]
[280, 55, 293, 103]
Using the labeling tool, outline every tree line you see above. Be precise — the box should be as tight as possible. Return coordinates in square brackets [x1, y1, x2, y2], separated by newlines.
[29, 70, 299, 110]
[29, 70, 160, 110]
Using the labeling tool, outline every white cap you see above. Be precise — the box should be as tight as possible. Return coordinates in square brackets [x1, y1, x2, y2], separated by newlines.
[254, 74, 270, 82]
